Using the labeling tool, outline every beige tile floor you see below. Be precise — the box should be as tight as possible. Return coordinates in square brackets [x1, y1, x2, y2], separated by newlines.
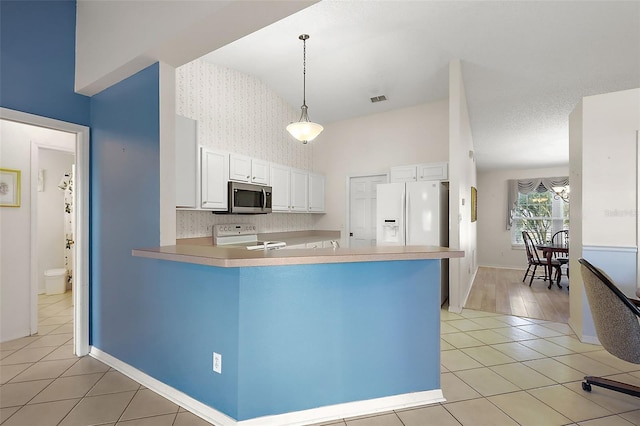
[1, 293, 639, 426]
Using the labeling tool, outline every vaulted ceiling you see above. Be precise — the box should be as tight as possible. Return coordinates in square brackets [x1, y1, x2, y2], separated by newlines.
[201, 1, 640, 170]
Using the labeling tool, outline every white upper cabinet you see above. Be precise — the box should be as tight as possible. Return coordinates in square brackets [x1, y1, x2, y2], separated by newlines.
[229, 153, 270, 185]
[175, 115, 197, 208]
[389, 165, 417, 183]
[308, 172, 325, 213]
[229, 153, 252, 182]
[201, 147, 228, 210]
[270, 164, 323, 213]
[270, 164, 291, 212]
[417, 162, 448, 181]
[390, 162, 448, 183]
[251, 159, 270, 185]
[290, 168, 308, 212]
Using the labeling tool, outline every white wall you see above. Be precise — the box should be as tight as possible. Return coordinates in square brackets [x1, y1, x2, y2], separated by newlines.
[37, 149, 74, 293]
[477, 166, 569, 269]
[568, 100, 585, 340]
[0, 119, 75, 342]
[569, 88, 640, 342]
[313, 99, 450, 235]
[448, 60, 478, 313]
[75, 0, 316, 95]
[175, 60, 316, 238]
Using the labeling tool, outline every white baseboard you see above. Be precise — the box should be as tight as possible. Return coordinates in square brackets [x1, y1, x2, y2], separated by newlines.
[579, 334, 601, 346]
[90, 347, 444, 426]
[90, 347, 237, 426]
[240, 389, 445, 426]
[477, 265, 527, 271]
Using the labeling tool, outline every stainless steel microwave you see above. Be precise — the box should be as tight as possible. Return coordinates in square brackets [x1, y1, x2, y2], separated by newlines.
[228, 181, 272, 214]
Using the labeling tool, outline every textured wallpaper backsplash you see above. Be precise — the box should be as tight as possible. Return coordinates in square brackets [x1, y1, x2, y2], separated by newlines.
[177, 211, 315, 239]
[176, 59, 316, 238]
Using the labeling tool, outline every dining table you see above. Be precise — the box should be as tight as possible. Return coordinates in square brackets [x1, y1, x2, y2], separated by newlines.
[535, 243, 569, 288]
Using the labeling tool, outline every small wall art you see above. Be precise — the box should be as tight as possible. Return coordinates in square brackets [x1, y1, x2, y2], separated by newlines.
[471, 186, 477, 222]
[0, 168, 21, 207]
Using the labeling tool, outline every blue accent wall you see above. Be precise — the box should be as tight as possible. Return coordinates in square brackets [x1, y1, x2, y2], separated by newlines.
[87, 63, 238, 418]
[0, 0, 90, 125]
[236, 260, 441, 420]
[89, 63, 160, 347]
[102, 255, 441, 421]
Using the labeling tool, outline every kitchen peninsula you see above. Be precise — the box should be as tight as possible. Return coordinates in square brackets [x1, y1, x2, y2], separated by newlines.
[129, 241, 463, 425]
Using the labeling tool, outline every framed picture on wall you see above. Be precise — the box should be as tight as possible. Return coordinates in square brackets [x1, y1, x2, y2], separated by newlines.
[0, 168, 21, 207]
[471, 186, 477, 222]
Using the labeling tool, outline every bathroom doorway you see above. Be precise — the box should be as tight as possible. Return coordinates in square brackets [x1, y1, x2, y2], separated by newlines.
[0, 108, 90, 356]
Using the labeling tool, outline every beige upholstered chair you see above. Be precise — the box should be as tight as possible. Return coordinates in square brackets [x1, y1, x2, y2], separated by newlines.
[579, 258, 640, 397]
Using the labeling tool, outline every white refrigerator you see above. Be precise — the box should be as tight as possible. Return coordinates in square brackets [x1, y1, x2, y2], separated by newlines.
[376, 181, 450, 305]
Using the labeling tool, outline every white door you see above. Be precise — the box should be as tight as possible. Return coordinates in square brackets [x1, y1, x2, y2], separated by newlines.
[349, 175, 387, 247]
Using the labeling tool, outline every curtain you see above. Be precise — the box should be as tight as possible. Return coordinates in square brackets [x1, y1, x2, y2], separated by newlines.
[506, 176, 569, 230]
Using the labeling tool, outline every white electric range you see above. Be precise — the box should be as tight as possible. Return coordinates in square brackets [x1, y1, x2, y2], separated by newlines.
[212, 224, 287, 250]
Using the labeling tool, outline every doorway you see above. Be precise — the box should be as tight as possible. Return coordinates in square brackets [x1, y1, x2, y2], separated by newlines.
[347, 174, 387, 248]
[0, 108, 89, 356]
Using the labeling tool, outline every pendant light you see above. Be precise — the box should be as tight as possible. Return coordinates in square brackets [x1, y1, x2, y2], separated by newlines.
[287, 34, 323, 144]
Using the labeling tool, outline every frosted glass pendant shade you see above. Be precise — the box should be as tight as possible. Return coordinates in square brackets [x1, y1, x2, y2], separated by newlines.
[287, 34, 323, 144]
[287, 120, 324, 144]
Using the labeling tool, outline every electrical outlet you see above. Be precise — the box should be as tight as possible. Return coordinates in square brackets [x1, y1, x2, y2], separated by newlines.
[213, 352, 222, 374]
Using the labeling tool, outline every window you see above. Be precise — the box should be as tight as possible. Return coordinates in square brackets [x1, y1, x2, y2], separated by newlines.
[511, 186, 569, 245]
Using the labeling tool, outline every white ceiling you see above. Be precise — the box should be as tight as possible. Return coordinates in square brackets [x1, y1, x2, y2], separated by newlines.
[201, 0, 640, 170]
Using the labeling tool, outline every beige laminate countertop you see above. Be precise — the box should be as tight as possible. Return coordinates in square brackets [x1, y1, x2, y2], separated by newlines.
[132, 243, 464, 268]
[175, 230, 342, 248]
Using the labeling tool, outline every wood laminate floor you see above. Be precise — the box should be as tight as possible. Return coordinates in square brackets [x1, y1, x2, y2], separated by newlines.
[465, 266, 570, 323]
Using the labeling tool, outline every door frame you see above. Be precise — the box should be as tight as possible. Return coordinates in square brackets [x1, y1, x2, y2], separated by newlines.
[1, 108, 90, 356]
[345, 173, 388, 248]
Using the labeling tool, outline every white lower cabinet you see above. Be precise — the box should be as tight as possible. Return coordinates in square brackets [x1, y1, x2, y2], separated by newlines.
[285, 243, 307, 249]
[200, 147, 228, 210]
[284, 240, 330, 249]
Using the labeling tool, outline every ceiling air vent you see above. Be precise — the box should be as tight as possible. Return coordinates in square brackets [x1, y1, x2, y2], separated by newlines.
[370, 95, 387, 103]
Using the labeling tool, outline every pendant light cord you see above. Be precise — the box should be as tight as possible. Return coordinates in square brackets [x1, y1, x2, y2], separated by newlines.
[301, 34, 308, 107]
[303, 38, 306, 106]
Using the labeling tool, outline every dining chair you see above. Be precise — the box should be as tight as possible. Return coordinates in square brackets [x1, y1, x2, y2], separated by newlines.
[522, 231, 561, 288]
[551, 230, 569, 279]
[578, 258, 640, 397]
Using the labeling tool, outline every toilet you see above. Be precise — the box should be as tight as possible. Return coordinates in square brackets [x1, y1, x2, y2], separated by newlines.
[44, 268, 67, 295]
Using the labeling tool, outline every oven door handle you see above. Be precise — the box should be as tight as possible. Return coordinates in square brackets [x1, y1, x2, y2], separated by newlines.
[262, 188, 266, 210]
